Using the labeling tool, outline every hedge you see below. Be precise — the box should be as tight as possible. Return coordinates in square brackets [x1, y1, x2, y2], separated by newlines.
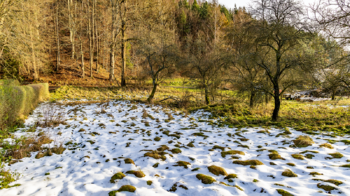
[0, 80, 49, 129]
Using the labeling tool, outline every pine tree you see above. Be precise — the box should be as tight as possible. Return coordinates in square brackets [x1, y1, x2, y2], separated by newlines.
[192, 0, 200, 12]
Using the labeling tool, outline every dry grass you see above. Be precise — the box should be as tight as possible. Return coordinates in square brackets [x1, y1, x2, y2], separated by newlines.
[1, 135, 54, 161]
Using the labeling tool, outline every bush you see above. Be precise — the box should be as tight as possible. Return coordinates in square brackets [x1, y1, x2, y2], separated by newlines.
[0, 80, 49, 129]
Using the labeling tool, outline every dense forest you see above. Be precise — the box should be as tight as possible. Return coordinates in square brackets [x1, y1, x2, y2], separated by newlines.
[0, 0, 350, 121]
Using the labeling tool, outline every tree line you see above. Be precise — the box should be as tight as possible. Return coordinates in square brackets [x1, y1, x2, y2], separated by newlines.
[0, 0, 350, 121]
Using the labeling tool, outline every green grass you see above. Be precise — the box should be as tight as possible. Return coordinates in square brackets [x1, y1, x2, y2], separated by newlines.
[189, 101, 350, 136]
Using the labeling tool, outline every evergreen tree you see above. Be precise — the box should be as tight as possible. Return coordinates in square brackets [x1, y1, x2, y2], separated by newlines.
[192, 0, 200, 12]
[200, 2, 210, 19]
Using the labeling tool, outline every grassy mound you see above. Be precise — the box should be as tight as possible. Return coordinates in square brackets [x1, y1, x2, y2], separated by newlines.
[109, 185, 136, 195]
[212, 145, 225, 151]
[291, 154, 304, 160]
[110, 172, 125, 183]
[173, 161, 191, 168]
[317, 183, 337, 193]
[312, 179, 343, 186]
[320, 143, 334, 149]
[269, 151, 285, 160]
[233, 160, 264, 166]
[196, 174, 216, 184]
[157, 145, 170, 151]
[224, 174, 238, 180]
[292, 135, 314, 147]
[309, 172, 323, 176]
[281, 169, 298, 177]
[221, 150, 245, 158]
[171, 148, 182, 154]
[277, 189, 294, 196]
[124, 158, 135, 164]
[144, 151, 167, 161]
[208, 165, 227, 176]
[328, 152, 343, 159]
[126, 170, 145, 178]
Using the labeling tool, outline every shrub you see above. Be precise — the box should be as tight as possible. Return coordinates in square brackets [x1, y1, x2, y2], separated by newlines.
[0, 80, 49, 129]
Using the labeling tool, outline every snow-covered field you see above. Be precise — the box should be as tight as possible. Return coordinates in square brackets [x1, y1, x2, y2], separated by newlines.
[1, 101, 350, 196]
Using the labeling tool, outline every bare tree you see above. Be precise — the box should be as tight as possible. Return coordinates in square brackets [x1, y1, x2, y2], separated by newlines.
[55, 0, 60, 72]
[310, 0, 350, 46]
[250, 0, 312, 121]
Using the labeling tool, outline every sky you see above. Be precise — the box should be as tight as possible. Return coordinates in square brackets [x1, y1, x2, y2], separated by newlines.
[218, 0, 318, 10]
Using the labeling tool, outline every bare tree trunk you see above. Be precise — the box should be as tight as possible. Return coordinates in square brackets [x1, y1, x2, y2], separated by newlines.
[204, 85, 210, 105]
[68, 0, 75, 59]
[92, 0, 95, 74]
[88, 0, 93, 78]
[272, 84, 280, 121]
[109, 1, 117, 82]
[147, 79, 157, 103]
[30, 25, 38, 80]
[81, 41, 85, 78]
[103, 32, 106, 69]
[56, 1, 60, 72]
[121, 22, 126, 86]
[250, 90, 255, 108]
[120, 1, 127, 86]
[332, 89, 336, 100]
[95, 12, 99, 72]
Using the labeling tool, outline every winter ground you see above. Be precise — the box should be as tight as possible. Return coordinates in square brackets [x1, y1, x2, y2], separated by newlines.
[1, 101, 350, 196]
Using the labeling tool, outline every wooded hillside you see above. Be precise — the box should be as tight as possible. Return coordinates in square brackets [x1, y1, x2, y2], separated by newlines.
[1, 0, 350, 121]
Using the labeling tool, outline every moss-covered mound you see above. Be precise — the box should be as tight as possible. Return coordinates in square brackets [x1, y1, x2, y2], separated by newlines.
[192, 132, 208, 138]
[147, 180, 153, 185]
[126, 170, 145, 178]
[124, 158, 135, 165]
[171, 148, 182, 154]
[157, 145, 169, 151]
[220, 181, 244, 191]
[328, 152, 343, 159]
[144, 151, 167, 161]
[224, 174, 238, 180]
[173, 161, 191, 169]
[233, 160, 264, 166]
[154, 137, 161, 141]
[292, 135, 314, 147]
[313, 179, 343, 186]
[110, 172, 125, 183]
[277, 189, 294, 196]
[108, 185, 137, 195]
[317, 183, 338, 193]
[309, 172, 323, 176]
[269, 151, 285, 160]
[320, 143, 334, 149]
[212, 145, 225, 151]
[291, 154, 304, 160]
[221, 150, 245, 158]
[281, 169, 298, 177]
[187, 142, 195, 147]
[208, 165, 227, 176]
[196, 174, 216, 184]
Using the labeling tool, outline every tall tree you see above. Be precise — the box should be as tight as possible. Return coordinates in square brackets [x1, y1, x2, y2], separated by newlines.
[250, 0, 312, 121]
